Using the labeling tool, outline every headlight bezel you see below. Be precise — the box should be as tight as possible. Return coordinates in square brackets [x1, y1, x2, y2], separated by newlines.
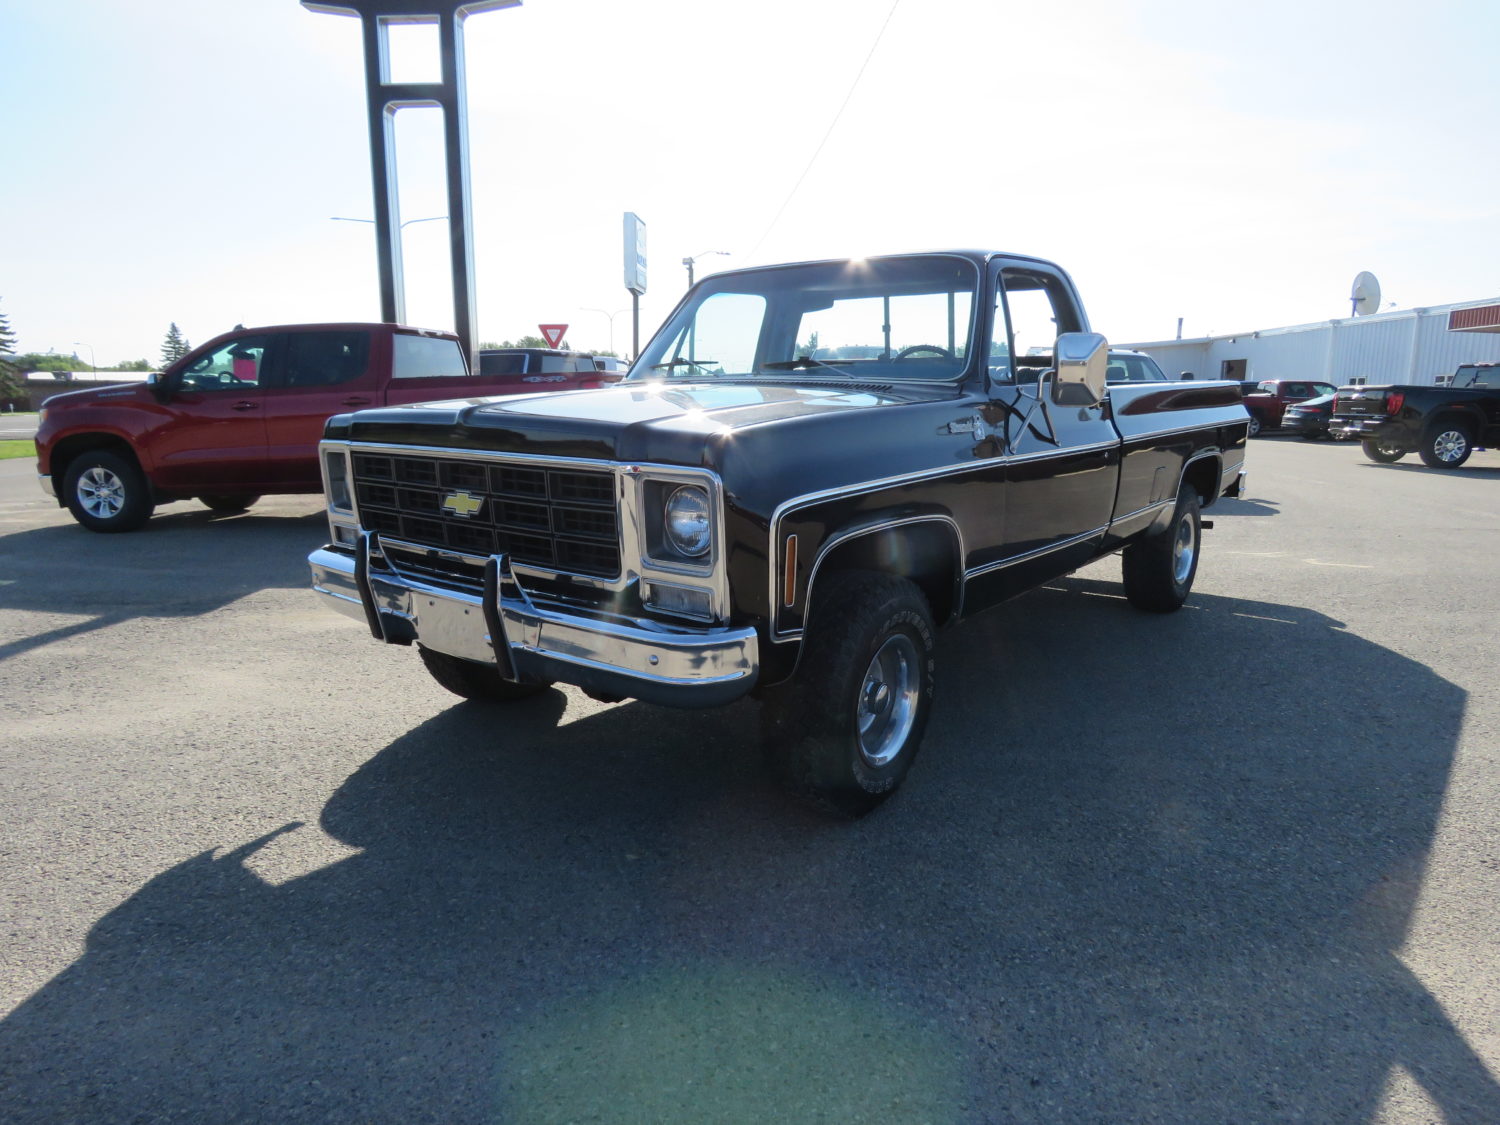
[639, 472, 721, 576]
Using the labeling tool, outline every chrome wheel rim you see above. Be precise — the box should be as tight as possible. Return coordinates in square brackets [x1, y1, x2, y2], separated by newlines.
[1432, 430, 1467, 463]
[1172, 512, 1197, 585]
[77, 466, 126, 519]
[857, 634, 920, 768]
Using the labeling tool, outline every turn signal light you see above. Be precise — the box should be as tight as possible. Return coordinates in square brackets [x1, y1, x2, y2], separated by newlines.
[1385, 392, 1405, 415]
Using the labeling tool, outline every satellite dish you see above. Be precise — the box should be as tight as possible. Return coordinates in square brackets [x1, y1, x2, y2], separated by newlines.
[1351, 271, 1381, 316]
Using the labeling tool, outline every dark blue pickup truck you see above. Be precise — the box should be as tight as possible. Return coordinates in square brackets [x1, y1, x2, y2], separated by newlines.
[1332, 363, 1500, 467]
[308, 251, 1249, 813]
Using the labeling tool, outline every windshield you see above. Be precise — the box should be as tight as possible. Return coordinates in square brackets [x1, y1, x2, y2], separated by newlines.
[632, 255, 980, 383]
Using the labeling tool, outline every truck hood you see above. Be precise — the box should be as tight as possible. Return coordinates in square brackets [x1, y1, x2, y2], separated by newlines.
[331, 380, 959, 466]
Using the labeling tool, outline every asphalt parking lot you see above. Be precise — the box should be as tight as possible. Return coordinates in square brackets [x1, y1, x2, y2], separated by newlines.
[2, 439, 1498, 1123]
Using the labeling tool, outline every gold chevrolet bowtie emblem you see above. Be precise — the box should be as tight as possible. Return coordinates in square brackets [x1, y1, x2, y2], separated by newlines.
[441, 490, 484, 519]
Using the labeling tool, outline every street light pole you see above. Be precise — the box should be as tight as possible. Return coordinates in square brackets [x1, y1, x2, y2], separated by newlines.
[682, 249, 730, 289]
[72, 341, 96, 376]
[582, 307, 629, 356]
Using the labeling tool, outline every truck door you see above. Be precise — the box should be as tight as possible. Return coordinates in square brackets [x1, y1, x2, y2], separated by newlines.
[261, 328, 378, 487]
[149, 334, 274, 490]
[978, 265, 1118, 602]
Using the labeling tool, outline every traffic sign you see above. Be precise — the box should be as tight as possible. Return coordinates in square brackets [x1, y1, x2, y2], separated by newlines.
[539, 324, 568, 349]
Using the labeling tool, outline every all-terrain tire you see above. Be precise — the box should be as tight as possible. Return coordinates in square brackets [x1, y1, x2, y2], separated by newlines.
[761, 572, 936, 817]
[1122, 484, 1201, 613]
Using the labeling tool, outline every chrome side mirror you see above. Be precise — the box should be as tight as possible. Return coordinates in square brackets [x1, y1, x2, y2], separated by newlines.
[1051, 331, 1109, 406]
[147, 370, 173, 403]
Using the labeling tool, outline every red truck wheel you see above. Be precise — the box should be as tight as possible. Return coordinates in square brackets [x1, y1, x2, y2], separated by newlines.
[63, 451, 155, 533]
[199, 494, 261, 513]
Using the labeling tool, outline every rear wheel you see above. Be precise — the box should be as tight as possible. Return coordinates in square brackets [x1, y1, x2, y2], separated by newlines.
[63, 450, 154, 532]
[198, 494, 261, 512]
[1122, 484, 1201, 613]
[418, 645, 552, 702]
[761, 572, 935, 817]
[1247, 413, 1263, 438]
[1418, 420, 1474, 469]
[1361, 439, 1405, 464]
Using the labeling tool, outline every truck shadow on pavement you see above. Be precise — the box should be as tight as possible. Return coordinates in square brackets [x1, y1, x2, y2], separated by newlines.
[2, 578, 1497, 1122]
[0, 508, 326, 664]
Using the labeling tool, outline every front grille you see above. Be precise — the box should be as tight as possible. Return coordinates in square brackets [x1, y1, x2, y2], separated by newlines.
[351, 451, 620, 580]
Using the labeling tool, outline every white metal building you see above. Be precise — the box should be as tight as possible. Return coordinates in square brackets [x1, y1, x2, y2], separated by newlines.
[1123, 297, 1500, 387]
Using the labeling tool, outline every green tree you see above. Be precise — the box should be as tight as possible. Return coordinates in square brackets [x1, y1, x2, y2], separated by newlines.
[0, 300, 21, 403]
[160, 323, 191, 368]
[15, 353, 75, 372]
[113, 359, 153, 372]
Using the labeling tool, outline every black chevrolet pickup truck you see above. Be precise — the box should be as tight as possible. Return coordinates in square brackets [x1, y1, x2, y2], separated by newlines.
[1332, 363, 1500, 467]
[308, 251, 1249, 813]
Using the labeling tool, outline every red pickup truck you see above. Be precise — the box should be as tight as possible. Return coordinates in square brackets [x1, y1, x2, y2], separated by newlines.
[36, 322, 549, 532]
[1242, 378, 1338, 437]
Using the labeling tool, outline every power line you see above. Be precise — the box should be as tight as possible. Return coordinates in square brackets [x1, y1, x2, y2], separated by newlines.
[742, 0, 903, 265]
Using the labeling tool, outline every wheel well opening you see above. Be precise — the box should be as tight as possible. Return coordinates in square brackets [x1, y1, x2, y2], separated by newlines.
[50, 435, 139, 486]
[813, 523, 959, 624]
[1429, 412, 1476, 435]
[1182, 457, 1220, 508]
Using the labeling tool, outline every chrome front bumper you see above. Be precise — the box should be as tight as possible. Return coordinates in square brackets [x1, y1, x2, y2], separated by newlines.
[308, 538, 759, 709]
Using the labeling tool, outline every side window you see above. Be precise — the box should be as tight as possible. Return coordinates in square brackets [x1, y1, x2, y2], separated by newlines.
[478, 353, 527, 376]
[393, 334, 468, 378]
[991, 269, 1073, 384]
[282, 331, 371, 389]
[178, 336, 273, 392]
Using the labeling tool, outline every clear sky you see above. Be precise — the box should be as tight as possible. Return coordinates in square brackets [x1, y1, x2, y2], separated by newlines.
[3, 0, 1499, 366]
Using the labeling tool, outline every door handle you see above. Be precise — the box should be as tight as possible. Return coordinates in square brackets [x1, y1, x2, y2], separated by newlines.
[341, 396, 373, 406]
[231, 401, 258, 411]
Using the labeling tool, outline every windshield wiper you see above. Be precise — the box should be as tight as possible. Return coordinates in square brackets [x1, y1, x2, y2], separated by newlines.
[650, 358, 720, 375]
[761, 357, 853, 375]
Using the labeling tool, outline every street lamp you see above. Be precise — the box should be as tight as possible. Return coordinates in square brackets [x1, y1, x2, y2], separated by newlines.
[331, 215, 447, 230]
[582, 307, 630, 356]
[682, 249, 730, 289]
[72, 341, 96, 376]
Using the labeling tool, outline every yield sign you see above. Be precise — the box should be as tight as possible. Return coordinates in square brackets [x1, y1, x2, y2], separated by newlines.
[539, 323, 568, 349]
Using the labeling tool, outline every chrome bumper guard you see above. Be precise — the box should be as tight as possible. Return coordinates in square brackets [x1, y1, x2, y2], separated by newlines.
[309, 534, 759, 709]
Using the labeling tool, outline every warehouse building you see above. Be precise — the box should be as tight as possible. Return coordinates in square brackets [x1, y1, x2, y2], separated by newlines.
[1125, 297, 1500, 387]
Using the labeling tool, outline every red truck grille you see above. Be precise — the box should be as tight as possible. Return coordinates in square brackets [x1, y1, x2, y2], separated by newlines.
[349, 451, 620, 580]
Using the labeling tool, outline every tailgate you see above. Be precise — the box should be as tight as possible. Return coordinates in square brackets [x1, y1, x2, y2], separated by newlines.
[1334, 387, 1394, 417]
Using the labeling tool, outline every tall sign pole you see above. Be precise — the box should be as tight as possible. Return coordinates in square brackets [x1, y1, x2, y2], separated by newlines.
[302, 0, 520, 367]
[623, 212, 647, 359]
